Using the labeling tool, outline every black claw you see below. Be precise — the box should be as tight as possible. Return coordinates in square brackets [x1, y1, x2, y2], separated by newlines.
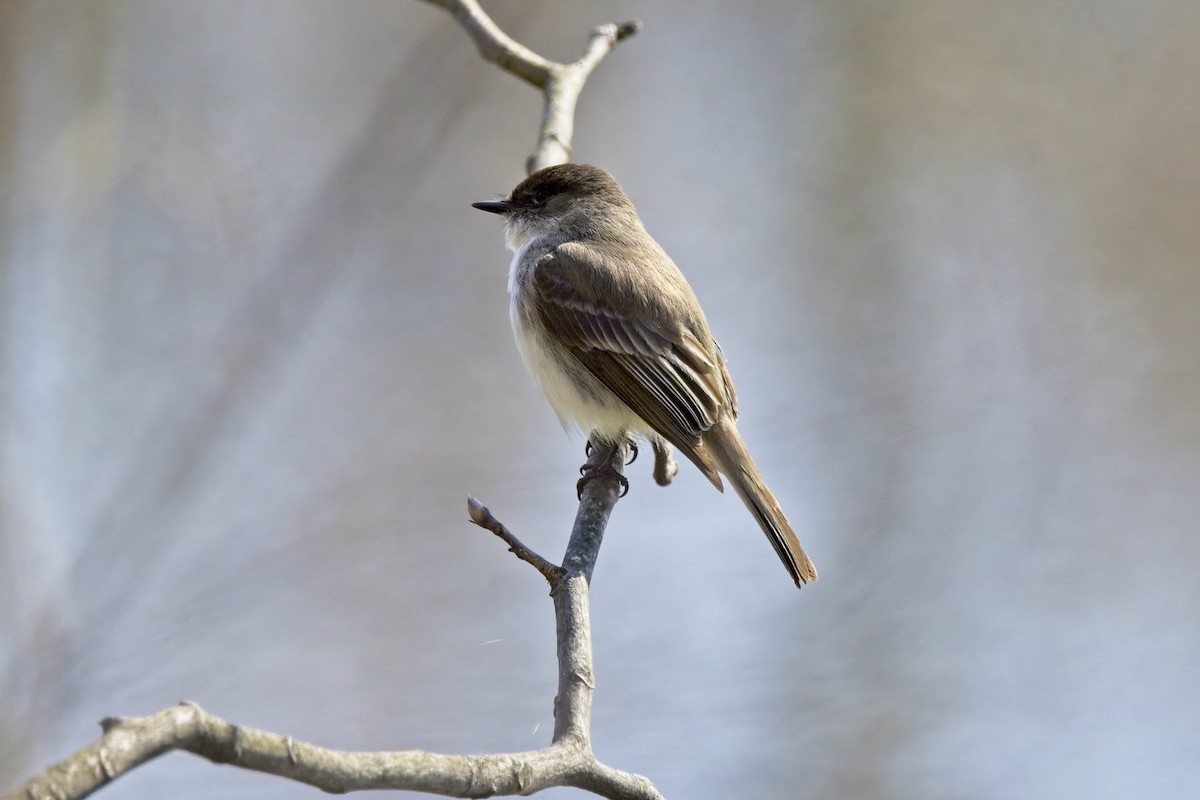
[625, 440, 639, 465]
[576, 463, 630, 500]
[585, 439, 595, 457]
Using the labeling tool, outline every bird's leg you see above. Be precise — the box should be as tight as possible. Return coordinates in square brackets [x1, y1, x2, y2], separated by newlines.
[577, 437, 630, 499]
[652, 439, 679, 487]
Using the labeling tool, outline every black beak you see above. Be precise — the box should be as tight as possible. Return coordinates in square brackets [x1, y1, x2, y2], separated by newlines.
[471, 199, 513, 215]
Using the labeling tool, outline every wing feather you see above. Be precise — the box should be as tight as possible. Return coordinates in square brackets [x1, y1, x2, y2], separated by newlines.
[532, 244, 734, 489]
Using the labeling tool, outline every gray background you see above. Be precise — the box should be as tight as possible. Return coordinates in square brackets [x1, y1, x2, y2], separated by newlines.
[3, 1, 1199, 798]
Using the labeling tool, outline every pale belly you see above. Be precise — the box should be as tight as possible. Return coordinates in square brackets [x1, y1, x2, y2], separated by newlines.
[510, 295, 646, 440]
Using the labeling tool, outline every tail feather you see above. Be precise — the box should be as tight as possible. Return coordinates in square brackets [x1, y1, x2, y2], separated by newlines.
[705, 420, 817, 586]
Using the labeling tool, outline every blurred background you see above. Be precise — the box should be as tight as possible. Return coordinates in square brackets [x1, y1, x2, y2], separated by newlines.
[3, 1, 1199, 798]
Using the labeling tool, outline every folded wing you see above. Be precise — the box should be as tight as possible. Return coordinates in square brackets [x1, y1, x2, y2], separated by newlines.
[532, 243, 734, 490]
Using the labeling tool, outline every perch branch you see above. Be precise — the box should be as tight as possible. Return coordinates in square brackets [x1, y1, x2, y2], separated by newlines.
[422, 0, 641, 172]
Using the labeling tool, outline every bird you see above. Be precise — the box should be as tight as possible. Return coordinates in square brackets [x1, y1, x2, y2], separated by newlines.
[472, 163, 816, 586]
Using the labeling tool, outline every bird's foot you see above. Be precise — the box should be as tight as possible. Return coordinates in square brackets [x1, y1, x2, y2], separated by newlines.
[585, 437, 637, 464]
[652, 440, 679, 486]
[577, 461, 630, 499]
[578, 439, 632, 500]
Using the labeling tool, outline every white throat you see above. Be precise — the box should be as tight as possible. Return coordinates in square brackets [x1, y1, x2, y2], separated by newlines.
[503, 215, 553, 253]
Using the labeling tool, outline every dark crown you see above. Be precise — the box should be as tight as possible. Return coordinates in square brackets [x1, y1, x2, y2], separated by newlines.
[509, 163, 627, 209]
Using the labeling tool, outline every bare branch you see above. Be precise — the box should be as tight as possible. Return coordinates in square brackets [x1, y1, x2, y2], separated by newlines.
[563, 441, 629, 581]
[3, 701, 662, 800]
[422, 0, 641, 173]
[528, 22, 641, 174]
[421, 0, 553, 87]
[467, 495, 562, 584]
[552, 442, 628, 745]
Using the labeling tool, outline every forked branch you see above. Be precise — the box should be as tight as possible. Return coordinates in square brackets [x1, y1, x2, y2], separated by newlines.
[421, 0, 641, 171]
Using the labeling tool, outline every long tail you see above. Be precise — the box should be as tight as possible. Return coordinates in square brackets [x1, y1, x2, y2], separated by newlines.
[704, 419, 818, 586]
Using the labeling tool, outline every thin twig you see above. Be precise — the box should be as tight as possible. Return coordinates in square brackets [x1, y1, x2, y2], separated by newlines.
[467, 496, 562, 584]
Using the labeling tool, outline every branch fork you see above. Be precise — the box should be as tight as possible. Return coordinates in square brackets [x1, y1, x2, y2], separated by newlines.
[422, 0, 640, 171]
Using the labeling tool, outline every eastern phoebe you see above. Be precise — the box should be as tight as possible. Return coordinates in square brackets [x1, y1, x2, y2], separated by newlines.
[473, 164, 817, 586]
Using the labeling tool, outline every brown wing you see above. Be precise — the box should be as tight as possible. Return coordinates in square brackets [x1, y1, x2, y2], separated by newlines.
[532, 244, 730, 490]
